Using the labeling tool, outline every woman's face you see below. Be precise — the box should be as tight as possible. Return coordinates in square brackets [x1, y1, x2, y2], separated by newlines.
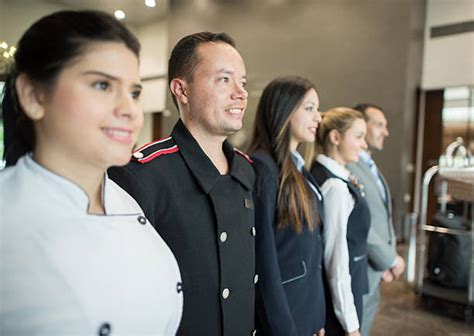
[34, 41, 143, 170]
[289, 88, 321, 151]
[338, 118, 368, 164]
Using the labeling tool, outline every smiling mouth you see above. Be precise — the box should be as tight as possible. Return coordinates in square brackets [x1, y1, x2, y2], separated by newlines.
[102, 128, 133, 144]
[226, 108, 244, 116]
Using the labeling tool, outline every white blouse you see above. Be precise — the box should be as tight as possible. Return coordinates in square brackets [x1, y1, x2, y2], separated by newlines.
[0, 154, 182, 335]
[317, 154, 359, 332]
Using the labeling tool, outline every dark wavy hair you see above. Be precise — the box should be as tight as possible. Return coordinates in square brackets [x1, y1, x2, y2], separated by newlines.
[249, 76, 319, 233]
[2, 10, 141, 166]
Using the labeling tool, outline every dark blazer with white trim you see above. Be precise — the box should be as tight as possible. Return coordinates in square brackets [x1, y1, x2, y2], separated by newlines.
[252, 150, 325, 336]
[109, 119, 256, 336]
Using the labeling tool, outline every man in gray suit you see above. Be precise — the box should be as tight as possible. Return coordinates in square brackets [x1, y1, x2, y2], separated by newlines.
[347, 104, 405, 336]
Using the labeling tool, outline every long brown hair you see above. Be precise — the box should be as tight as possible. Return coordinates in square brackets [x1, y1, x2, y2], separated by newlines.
[249, 76, 318, 233]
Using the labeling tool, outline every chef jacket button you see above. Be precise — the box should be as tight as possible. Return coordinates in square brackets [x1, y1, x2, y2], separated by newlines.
[251, 227, 256, 236]
[251, 329, 257, 336]
[137, 215, 147, 225]
[253, 274, 259, 284]
[222, 288, 230, 299]
[176, 282, 183, 293]
[98, 322, 111, 336]
[220, 231, 228, 243]
[133, 151, 144, 159]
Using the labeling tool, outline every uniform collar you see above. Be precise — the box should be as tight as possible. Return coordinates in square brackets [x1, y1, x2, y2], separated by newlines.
[23, 154, 92, 213]
[316, 154, 350, 181]
[172, 119, 253, 194]
[359, 150, 372, 165]
[291, 150, 305, 172]
[22, 154, 134, 215]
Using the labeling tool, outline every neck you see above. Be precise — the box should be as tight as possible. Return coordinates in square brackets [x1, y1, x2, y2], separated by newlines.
[325, 147, 347, 166]
[34, 147, 105, 215]
[187, 126, 229, 175]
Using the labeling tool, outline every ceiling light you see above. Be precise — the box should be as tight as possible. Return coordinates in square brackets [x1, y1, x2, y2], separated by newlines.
[114, 10, 126, 20]
[145, 0, 156, 8]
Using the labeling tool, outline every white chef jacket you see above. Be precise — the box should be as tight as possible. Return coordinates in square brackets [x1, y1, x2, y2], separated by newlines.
[0, 154, 182, 335]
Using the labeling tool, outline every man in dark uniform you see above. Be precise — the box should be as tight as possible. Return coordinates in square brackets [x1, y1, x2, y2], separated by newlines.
[109, 32, 256, 336]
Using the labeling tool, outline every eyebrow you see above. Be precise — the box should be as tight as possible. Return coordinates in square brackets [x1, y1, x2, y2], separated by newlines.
[82, 70, 143, 90]
[217, 69, 247, 80]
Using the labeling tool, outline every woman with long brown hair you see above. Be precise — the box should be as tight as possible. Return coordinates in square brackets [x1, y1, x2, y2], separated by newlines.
[249, 76, 325, 335]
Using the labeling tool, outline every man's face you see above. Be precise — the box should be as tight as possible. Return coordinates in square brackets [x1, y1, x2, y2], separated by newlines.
[184, 42, 248, 138]
[365, 107, 389, 151]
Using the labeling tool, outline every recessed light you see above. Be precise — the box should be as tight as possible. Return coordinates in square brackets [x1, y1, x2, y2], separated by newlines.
[114, 10, 126, 20]
[145, 0, 156, 8]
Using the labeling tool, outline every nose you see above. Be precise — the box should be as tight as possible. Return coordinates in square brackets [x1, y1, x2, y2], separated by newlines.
[231, 82, 248, 100]
[116, 90, 140, 120]
[383, 127, 389, 137]
[361, 139, 368, 150]
[314, 110, 322, 123]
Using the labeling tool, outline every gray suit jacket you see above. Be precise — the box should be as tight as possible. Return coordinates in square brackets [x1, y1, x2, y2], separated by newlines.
[347, 160, 397, 294]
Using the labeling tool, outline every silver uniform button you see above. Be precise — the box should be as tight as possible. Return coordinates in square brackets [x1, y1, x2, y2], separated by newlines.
[220, 231, 228, 243]
[254, 274, 259, 284]
[251, 227, 256, 236]
[222, 288, 230, 299]
[133, 151, 144, 159]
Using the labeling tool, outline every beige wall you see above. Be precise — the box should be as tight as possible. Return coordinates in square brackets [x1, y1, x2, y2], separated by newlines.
[422, 0, 474, 89]
[165, 0, 426, 236]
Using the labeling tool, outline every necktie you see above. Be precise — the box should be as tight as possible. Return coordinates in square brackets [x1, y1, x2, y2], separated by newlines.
[367, 157, 387, 202]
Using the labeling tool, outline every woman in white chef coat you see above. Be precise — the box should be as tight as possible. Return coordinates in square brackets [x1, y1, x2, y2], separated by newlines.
[0, 10, 182, 335]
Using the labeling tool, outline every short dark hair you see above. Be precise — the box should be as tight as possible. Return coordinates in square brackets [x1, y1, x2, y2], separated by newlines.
[352, 103, 384, 121]
[2, 10, 140, 166]
[167, 32, 236, 109]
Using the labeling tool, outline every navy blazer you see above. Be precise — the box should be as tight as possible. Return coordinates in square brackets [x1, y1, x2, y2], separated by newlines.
[253, 151, 325, 335]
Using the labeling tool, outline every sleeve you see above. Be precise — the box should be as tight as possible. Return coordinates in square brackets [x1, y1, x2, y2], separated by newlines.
[366, 226, 397, 271]
[320, 178, 359, 332]
[253, 159, 298, 336]
[108, 165, 156, 225]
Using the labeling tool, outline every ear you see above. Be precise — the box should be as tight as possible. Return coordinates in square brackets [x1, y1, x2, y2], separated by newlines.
[328, 129, 340, 146]
[15, 74, 46, 121]
[169, 78, 189, 105]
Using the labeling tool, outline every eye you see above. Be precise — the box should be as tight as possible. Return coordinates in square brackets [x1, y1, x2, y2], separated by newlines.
[240, 80, 247, 88]
[305, 106, 314, 112]
[219, 76, 230, 84]
[131, 89, 142, 100]
[94, 81, 111, 91]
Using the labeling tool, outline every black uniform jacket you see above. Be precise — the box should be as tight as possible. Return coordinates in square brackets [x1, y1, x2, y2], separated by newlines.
[252, 151, 325, 336]
[109, 119, 256, 336]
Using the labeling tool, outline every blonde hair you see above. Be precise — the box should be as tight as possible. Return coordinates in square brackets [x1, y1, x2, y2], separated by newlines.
[317, 107, 365, 153]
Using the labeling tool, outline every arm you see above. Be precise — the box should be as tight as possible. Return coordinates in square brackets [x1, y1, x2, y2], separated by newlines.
[321, 179, 359, 333]
[366, 228, 397, 272]
[253, 158, 298, 336]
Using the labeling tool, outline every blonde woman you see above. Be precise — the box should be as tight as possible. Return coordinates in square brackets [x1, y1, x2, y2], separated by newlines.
[310, 108, 370, 336]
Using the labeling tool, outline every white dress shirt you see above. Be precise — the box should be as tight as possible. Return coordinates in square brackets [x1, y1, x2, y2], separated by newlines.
[317, 154, 359, 332]
[0, 154, 183, 335]
[291, 150, 322, 201]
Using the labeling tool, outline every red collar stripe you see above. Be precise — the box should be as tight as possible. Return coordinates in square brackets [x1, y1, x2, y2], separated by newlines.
[137, 145, 179, 164]
[134, 136, 173, 153]
[234, 148, 253, 163]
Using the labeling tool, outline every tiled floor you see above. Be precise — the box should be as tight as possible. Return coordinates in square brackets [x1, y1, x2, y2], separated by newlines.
[370, 258, 473, 335]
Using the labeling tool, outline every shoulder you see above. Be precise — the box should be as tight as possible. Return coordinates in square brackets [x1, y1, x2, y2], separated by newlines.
[130, 136, 179, 164]
[251, 151, 277, 173]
